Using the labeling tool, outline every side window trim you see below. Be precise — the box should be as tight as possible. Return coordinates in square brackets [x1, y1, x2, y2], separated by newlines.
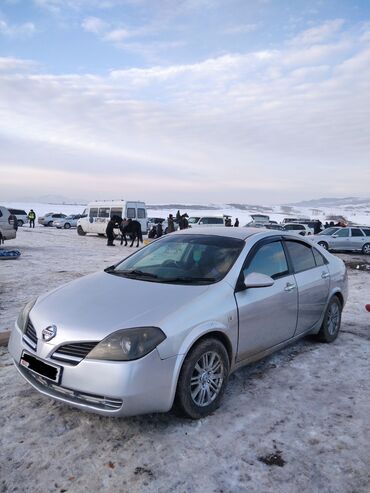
[283, 238, 320, 274]
[238, 236, 291, 285]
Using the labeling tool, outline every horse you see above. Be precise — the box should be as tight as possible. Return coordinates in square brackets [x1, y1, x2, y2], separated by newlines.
[120, 219, 143, 247]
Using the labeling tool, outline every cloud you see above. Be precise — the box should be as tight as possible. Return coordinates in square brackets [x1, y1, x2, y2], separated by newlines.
[289, 19, 345, 45]
[0, 19, 36, 37]
[1, 19, 370, 202]
[81, 16, 108, 34]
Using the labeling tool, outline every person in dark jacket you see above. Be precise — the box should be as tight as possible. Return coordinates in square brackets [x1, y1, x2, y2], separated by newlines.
[179, 214, 189, 230]
[167, 214, 175, 233]
[176, 210, 181, 221]
[156, 222, 163, 237]
[106, 217, 116, 246]
[28, 209, 36, 228]
[234, 218, 239, 227]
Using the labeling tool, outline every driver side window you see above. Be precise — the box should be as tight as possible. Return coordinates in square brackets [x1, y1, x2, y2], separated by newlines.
[244, 241, 289, 279]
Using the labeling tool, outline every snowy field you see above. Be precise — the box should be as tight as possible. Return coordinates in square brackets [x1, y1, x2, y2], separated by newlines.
[1, 226, 370, 492]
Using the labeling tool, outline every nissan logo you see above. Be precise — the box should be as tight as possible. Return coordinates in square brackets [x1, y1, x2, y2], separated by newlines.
[42, 325, 57, 342]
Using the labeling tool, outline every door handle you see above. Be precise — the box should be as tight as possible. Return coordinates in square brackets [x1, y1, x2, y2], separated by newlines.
[321, 272, 329, 279]
[284, 283, 296, 292]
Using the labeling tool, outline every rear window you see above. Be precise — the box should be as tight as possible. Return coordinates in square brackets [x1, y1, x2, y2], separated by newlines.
[111, 208, 123, 218]
[285, 241, 316, 273]
[137, 208, 146, 219]
[351, 228, 364, 237]
[312, 248, 326, 266]
[362, 229, 370, 237]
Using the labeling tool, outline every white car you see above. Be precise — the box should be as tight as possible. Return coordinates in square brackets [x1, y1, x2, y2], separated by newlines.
[0, 206, 17, 242]
[8, 208, 28, 227]
[54, 214, 85, 229]
[188, 216, 225, 227]
[282, 223, 312, 236]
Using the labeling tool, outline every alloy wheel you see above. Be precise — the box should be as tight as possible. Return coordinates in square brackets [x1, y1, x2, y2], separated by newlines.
[327, 302, 340, 336]
[190, 351, 224, 407]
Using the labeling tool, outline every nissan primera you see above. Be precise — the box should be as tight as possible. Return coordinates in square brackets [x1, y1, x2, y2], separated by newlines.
[9, 228, 348, 419]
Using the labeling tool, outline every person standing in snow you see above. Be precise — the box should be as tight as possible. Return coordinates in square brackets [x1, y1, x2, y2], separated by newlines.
[234, 218, 239, 227]
[179, 213, 189, 230]
[28, 209, 36, 228]
[106, 217, 116, 246]
[167, 214, 175, 233]
[176, 210, 181, 222]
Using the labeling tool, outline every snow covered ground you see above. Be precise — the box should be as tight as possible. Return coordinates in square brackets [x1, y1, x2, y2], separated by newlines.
[0, 227, 370, 492]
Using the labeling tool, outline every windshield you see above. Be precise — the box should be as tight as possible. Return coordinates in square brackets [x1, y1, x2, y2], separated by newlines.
[188, 217, 200, 224]
[110, 234, 245, 284]
[318, 227, 340, 236]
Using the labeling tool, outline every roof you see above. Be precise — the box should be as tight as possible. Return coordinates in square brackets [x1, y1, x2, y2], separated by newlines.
[172, 226, 279, 241]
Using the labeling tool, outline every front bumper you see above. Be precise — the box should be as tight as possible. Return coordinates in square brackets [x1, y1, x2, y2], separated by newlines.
[8, 324, 180, 417]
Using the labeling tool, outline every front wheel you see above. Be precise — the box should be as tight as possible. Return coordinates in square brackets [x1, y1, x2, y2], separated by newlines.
[318, 241, 328, 250]
[173, 338, 230, 419]
[362, 243, 370, 255]
[64, 223, 71, 229]
[316, 296, 342, 343]
[77, 225, 86, 236]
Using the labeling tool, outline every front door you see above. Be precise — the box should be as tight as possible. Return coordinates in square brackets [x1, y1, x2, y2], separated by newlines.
[235, 240, 298, 361]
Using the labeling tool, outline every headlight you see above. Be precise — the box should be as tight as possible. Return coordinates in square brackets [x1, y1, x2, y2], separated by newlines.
[17, 298, 37, 333]
[86, 327, 166, 361]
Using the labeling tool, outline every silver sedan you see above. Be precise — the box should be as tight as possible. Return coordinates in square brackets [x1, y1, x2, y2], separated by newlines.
[311, 226, 370, 254]
[9, 228, 348, 419]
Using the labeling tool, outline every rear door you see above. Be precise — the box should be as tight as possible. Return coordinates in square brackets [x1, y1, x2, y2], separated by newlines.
[235, 239, 298, 361]
[349, 228, 366, 250]
[284, 239, 330, 335]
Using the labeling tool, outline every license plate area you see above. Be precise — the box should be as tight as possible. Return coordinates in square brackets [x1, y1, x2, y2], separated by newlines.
[20, 351, 62, 384]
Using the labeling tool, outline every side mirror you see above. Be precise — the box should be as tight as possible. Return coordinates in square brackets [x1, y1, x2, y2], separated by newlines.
[236, 272, 274, 292]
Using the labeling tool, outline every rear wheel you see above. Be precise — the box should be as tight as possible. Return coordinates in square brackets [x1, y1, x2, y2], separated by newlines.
[17, 220, 24, 227]
[77, 225, 86, 236]
[316, 296, 342, 343]
[47, 221, 53, 227]
[362, 243, 370, 255]
[318, 241, 328, 250]
[174, 338, 229, 419]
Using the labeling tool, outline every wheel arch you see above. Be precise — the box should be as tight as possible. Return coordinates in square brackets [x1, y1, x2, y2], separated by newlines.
[166, 327, 234, 410]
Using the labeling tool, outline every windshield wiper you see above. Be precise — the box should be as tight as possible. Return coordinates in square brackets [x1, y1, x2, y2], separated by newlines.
[163, 276, 217, 284]
[111, 269, 159, 279]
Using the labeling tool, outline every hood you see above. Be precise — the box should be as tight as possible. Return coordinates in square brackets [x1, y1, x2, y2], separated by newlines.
[30, 271, 210, 343]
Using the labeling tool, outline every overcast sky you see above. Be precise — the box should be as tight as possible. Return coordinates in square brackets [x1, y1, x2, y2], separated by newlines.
[1, 0, 370, 204]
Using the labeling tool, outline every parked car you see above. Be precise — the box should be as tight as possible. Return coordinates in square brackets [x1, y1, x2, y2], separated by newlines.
[54, 214, 85, 229]
[38, 213, 67, 227]
[188, 216, 225, 227]
[0, 206, 17, 242]
[311, 226, 370, 254]
[282, 223, 312, 236]
[9, 228, 347, 418]
[7, 208, 28, 227]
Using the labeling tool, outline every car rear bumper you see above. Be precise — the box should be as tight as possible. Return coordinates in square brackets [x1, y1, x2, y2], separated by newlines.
[8, 324, 179, 417]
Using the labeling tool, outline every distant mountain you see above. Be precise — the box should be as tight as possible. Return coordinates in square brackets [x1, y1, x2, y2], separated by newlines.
[37, 194, 87, 205]
[288, 197, 370, 208]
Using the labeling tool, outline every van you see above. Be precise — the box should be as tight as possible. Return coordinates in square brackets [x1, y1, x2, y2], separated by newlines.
[0, 206, 17, 243]
[77, 200, 147, 236]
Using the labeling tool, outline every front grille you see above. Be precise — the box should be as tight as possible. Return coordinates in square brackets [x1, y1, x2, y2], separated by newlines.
[51, 341, 98, 365]
[23, 320, 37, 351]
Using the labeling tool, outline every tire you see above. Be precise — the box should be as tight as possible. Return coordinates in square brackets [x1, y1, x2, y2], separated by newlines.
[77, 225, 86, 236]
[17, 220, 24, 227]
[362, 243, 370, 255]
[173, 338, 230, 419]
[318, 241, 328, 250]
[64, 223, 71, 229]
[316, 296, 342, 343]
[47, 221, 53, 227]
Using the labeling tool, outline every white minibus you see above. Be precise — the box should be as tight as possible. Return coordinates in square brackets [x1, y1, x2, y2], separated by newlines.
[77, 200, 147, 236]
